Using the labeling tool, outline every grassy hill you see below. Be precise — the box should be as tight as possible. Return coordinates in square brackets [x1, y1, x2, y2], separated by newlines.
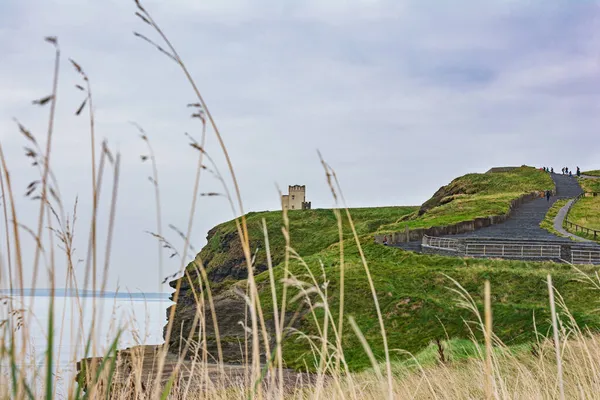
[377, 166, 553, 233]
[170, 166, 600, 372]
[253, 238, 600, 370]
[195, 206, 417, 288]
[583, 170, 600, 177]
[579, 177, 600, 193]
[568, 198, 600, 237]
[567, 177, 600, 240]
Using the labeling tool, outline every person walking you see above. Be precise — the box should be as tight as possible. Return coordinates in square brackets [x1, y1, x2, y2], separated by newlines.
[577, 166, 581, 177]
[551, 167, 554, 173]
[546, 190, 551, 202]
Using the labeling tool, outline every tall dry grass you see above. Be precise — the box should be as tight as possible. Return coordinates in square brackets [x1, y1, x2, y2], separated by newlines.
[0, 1, 600, 399]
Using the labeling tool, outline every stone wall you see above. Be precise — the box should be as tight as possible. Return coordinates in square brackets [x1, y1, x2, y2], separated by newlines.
[374, 191, 543, 245]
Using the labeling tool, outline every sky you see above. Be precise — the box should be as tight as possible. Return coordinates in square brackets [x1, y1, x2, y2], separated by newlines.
[1, 0, 600, 292]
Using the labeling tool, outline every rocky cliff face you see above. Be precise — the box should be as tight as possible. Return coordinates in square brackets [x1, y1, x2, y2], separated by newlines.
[163, 220, 283, 363]
[200, 226, 268, 283]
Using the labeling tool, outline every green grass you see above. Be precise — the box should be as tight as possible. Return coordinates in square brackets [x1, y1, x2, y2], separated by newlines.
[579, 178, 600, 193]
[540, 199, 569, 237]
[253, 237, 600, 371]
[566, 197, 600, 241]
[390, 337, 532, 373]
[378, 166, 553, 233]
[192, 206, 418, 282]
[583, 170, 600, 177]
[381, 193, 522, 230]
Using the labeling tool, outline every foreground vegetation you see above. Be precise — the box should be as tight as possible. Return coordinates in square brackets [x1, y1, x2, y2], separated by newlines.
[252, 236, 600, 371]
[336, 332, 600, 399]
[76, 330, 600, 399]
[377, 167, 553, 233]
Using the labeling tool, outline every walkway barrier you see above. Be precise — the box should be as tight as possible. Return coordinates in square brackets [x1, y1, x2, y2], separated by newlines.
[571, 249, 600, 265]
[465, 242, 561, 259]
[565, 221, 600, 240]
[422, 236, 562, 260]
[422, 235, 463, 252]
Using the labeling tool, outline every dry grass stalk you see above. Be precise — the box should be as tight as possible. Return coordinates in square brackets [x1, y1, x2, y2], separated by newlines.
[484, 280, 493, 399]
[548, 274, 565, 400]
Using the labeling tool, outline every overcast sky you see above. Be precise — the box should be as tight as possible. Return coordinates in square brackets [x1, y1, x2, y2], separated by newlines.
[1, 0, 600, 292]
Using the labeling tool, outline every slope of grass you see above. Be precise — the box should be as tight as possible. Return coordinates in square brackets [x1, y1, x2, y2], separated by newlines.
[567, 197, 600, 241]
[387, 193, 522, 230]
[540, 199, 569, 237]
[378, 166, 553, 233]
[579, 178, 600, 193]
[191, 206, 418, 280]
[583, 170, 600, 177]
[253, 237, 600, 371]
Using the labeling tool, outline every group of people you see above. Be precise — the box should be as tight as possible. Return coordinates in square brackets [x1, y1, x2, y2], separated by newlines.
[540, 165, 583, 202]
[541, 166, 581, 177]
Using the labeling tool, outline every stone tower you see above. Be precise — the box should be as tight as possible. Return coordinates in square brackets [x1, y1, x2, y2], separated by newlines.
[281, 185, 311, 210]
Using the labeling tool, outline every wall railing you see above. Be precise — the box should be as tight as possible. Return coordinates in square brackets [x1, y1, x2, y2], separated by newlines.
[421, 235, 463, 252]
[464, 242, 561, 259]
[422, 236, 562, 259]
[421, 235, 600, 264]
[572, 249, 600, 265]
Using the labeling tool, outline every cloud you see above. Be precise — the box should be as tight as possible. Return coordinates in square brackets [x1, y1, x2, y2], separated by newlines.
[1, 0, 600, 291]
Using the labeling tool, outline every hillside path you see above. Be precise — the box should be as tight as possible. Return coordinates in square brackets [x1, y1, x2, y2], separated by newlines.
[553, 199, 596, 243]
[449, 173, 581, 241]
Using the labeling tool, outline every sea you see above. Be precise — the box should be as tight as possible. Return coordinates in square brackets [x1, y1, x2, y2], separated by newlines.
[0, 289, 173, 396]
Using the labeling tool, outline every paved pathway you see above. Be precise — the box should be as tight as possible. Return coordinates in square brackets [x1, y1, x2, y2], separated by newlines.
[553, 199, 595, 243]
[394, 173, 600, 254]
[448, 173, 581, 241]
